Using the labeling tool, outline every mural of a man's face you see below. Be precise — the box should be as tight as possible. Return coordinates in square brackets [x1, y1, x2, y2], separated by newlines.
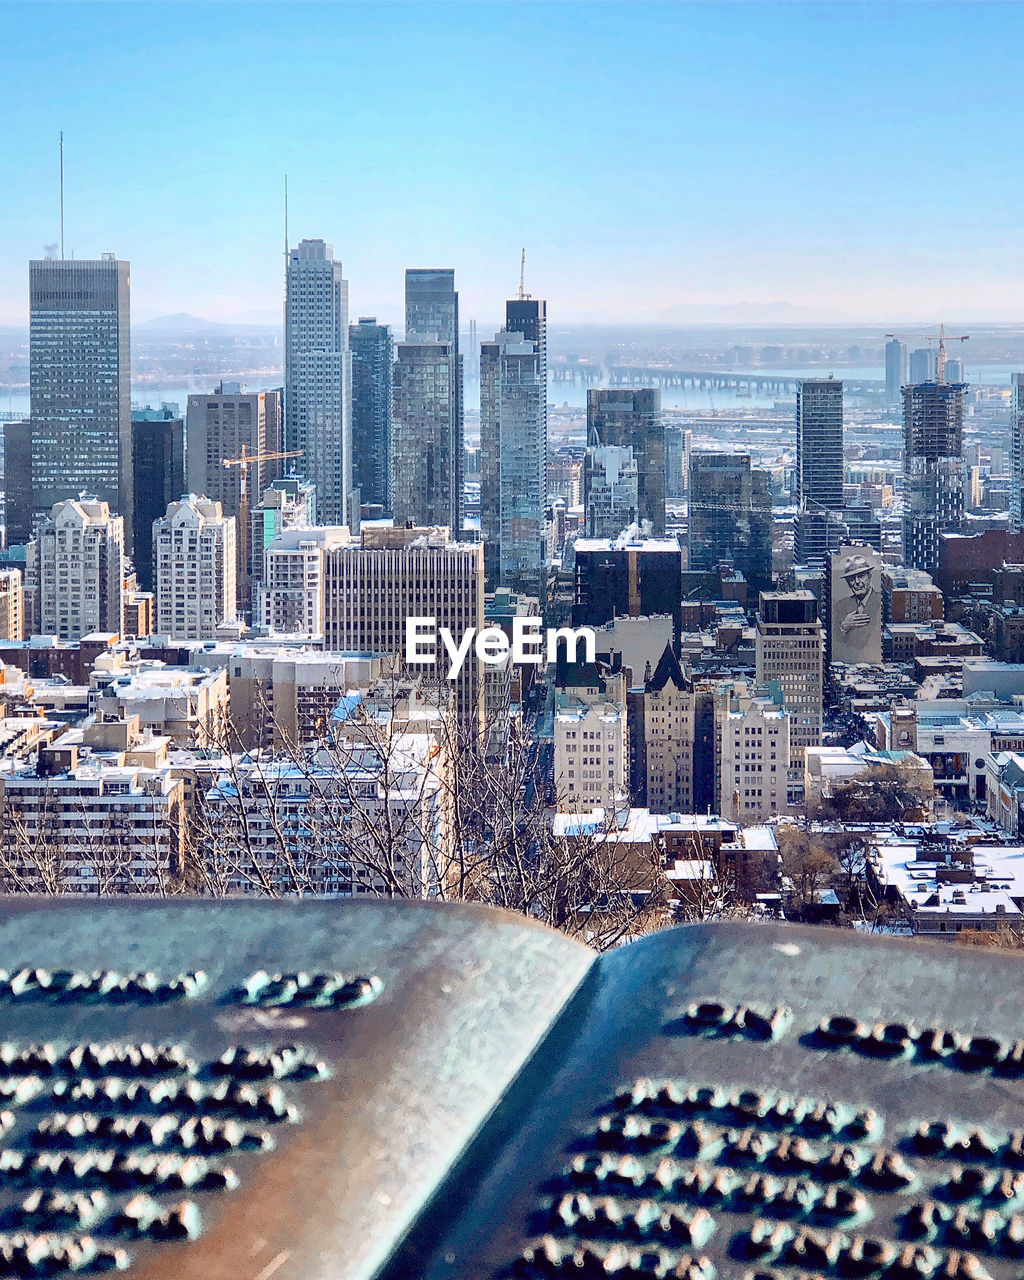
[847, 569, 871, 599]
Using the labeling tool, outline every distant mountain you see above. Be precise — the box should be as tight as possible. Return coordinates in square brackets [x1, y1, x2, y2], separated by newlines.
[135, 313, 278, 335]
[657, 300, 850, 324]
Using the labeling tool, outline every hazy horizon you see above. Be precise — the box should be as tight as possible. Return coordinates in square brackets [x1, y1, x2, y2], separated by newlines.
[2, 2, 1024, 327]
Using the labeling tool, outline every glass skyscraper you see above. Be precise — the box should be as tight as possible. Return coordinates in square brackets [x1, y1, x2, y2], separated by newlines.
[585, 388, 665, 536]
[480, 297, 547, 592]
[29, 255, 132, 548]
[285, 239, 352, 526]
[391, 270, 463, 534]
[349, 317, 394, 512]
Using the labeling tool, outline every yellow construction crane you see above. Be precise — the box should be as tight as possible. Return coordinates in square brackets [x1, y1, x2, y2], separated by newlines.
[885, 324, 969, 384]
[222, 446, 303, 599]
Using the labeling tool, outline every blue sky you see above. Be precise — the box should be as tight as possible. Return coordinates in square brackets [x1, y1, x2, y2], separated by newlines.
[2, 1, 1023, 327]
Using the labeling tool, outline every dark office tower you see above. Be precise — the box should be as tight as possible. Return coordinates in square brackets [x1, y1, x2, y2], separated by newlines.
[688, 452, 773, 595]
[285, 240, 352, 526]
[586, 389, 665, 536]
[29, 255, 132, 548]
[391, 343, 459, 532]
[3, 420, 34, 546]
[349, 318, 394, 511]
[885, 338, 908, 408]
[480, 297, 547, 592]
[909, 348, 935, 384]
[903, 380, 966, 575]
[1012, 373, 1024, 523]
[796, 378, 844, 512]
[404, 269, 463, 532]
[572, 536, 683, 633]
[131, 407, 184, 593]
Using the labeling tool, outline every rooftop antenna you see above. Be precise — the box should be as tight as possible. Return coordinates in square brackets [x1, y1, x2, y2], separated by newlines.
[518, 247, 530, 300]
[59, 131, 65, 260]
[284, 174, 289, 261]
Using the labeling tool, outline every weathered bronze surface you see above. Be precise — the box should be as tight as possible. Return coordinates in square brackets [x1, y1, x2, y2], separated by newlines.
[5, 906, 1024, 1280]
[0, 898, 593, 1279]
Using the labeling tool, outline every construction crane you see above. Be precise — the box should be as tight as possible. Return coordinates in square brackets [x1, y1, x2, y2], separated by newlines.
[222, 446, 303, 604]
[884, 323, 969, 384]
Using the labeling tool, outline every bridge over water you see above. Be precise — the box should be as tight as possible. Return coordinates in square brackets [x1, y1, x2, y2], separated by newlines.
[550, 364, 885, 396]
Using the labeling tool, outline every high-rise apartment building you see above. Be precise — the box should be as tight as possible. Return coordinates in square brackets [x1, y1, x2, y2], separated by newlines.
[34, 498, 125, 641]
[903, 381, 966, 575]
[259, 525, 349, 636]
[480, 297, 547, 593]
[754, 591, 823, 768]
[349, 318, 394, 511]
[323, 525, 484, 733]
[391, 343, 460, 532]
[795, 378, 844, 565]
[131, 407, 184, 594]
[249, 476, 317, 598]
[1011, 373, 1024, 523]
[405, 267, 459, 346]
[585, 389, 665, 535]
[29, 256, 132, 548]
[0, 570, 24, 642]
[796, 378, 844, 513]
[154, 497, 237, 641]
[688, 453, 773, 594]
[665, 426, 692, 499]
[909, 348, 936, 384]
[885, 338, 908, 408]
[285, 240, 352, 525]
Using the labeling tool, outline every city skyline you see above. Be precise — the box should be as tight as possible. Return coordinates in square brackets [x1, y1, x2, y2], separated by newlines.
[2, 2, 1024, 327]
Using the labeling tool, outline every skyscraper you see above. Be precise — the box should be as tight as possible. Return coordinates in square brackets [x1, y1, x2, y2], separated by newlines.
[1012, 372, 1024, 523]
[29, 255, 132, 548]
[284, 240, 352, 526]
[405, 268, 458, 345]
[480, 297, 547, 592]
[796, 378, 844, 512]
[392, 269, 463, 535]
[909, 348, 936, 384]
[794, 378, 844, 565]
[885, 338, 908, 408]
[349, 317, 394, 512]
[391, 343, 459, 532]
[688, 452, 773, 594]
[903, 381, 966, 574]
[585, 389, 665, 535]
[131, 407, 184, 594]
[185, 385, 277, 520]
